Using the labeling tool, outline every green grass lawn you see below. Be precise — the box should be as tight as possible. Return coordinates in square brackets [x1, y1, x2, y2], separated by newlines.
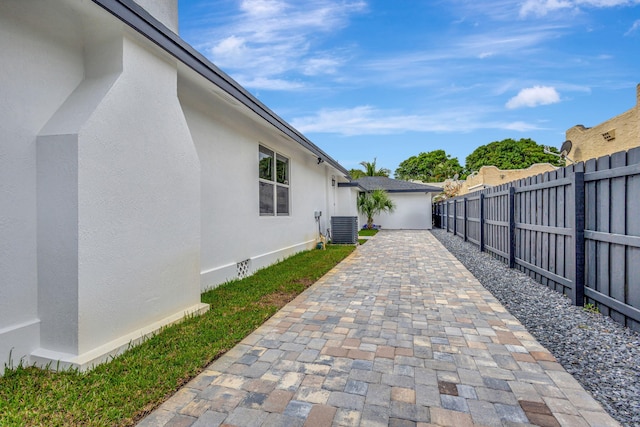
[0, 245, 354, 427]
[358, 229, 379, 237]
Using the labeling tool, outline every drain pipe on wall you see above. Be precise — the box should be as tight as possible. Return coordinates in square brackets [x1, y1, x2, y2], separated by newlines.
[314, 211, 326, 249]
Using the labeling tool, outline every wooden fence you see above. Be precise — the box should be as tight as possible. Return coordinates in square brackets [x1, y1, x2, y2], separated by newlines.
[433, 148, 640, 332]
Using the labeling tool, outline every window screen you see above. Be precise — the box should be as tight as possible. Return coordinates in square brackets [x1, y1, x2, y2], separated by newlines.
[259, 145, 289, 216]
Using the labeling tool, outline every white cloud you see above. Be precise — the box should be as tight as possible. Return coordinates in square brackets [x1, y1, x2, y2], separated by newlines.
[625, 19, 640, 35]
[199, 0, 367, 90]
[237, 76, 305, 91]
[506, 86, 561, 109]
[457, 29, 562, 58]
[478, 52, 495, 59]
[290, 105, 541, 136]
[291, 106, 408, 135]
[578, 0, 640, 6]
[356, 24, 564, 89]
[520, 0, 574, 17]
[520, 0, 640, 17]
[211, 35, 247, 60]
[239, 0, 287, 17]
[449, 0, 524, 22]
[302, 57, 342, 76]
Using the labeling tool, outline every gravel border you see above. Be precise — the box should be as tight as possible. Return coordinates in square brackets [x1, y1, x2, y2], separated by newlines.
[431, 228, 640, 426]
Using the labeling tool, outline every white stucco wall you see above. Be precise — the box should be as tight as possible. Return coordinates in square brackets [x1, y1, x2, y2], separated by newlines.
[1, 0, 349, 372]
[133, 0, 178, 33]
[178, 74, 343, 289]
[360, 192, 433, 230]
[0, 0, 85, 370]
[2, 0, 207, 371]
[335, 186, 360, 217]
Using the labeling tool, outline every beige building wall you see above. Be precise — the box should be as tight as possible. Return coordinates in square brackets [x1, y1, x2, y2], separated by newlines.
[566, 84, 640, 164]
[458, 164, 558, 195]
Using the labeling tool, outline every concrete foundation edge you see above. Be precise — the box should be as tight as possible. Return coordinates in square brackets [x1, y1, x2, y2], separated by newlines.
[30, 302, 209, 372]
[200, 239, 316, 292]
[0, 319, 41, 373]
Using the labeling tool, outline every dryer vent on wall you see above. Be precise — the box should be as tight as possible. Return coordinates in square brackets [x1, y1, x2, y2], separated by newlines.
[331, 216, 358, 244]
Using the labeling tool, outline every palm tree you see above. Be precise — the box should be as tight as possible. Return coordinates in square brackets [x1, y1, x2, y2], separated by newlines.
[349, 168, 366, 179]
[353, 158, 391, 178]
[357, 189, 395, 229]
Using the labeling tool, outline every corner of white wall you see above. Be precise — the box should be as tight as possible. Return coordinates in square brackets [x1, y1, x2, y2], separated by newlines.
[32, 18, 205, 369]
[30, 303, 208, 372]
[132, 0, 178, 33]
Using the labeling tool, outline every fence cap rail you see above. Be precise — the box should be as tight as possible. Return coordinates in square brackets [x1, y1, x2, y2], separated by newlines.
[585, 162, 640, 181]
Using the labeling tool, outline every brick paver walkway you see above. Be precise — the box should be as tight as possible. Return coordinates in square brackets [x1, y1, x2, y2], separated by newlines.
[138, 230, 619, 426]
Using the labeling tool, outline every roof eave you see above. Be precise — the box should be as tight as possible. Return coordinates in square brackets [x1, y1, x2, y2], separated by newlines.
[338, 182, 366, 191]
[91, 0, 349, 177]
[386, 189, 440, 193]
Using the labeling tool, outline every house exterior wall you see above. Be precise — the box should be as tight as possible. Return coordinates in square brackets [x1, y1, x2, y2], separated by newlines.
[359, 193, 433, 230]
[0, 0, 86, 370]
[458, 164, 558, 195]
[335, 187, 360, 217]
[566, 84, 640, 164]
[133, 0, 178, 33]
[1, 0, 351, 372]
[178, 76, 345, 289]
[2, 0, 208, 371]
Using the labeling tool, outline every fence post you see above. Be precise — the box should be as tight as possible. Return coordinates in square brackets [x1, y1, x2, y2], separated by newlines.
[445, 201, 449, 231]
[463, 198, 468, 241]
[479, 193, 485, 252]
[508, 187, 516, 269]
[433, 203, 437, 228]
[453, 199, 457, 236]
[573, 171, 585, 306]
[431, 202, 438, 226]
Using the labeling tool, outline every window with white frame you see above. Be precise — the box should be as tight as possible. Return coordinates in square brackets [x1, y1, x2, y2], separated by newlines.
[259, 145, 289, 216]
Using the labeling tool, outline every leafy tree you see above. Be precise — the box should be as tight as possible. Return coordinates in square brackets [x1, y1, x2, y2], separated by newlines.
[394, 150, 464, 182]
[350, 158, 391, 179]
[465, 138, 564, 172]
[357, 189, 395, 229]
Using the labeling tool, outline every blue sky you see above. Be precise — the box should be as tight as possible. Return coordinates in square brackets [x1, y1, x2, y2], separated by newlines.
[178, 0, 640, 175]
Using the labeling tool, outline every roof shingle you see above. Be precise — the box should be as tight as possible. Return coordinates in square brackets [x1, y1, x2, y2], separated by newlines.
[352, 177, 441, 193]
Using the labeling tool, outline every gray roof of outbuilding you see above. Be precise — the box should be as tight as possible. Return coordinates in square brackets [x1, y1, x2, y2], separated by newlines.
[352, 177, 441, 193]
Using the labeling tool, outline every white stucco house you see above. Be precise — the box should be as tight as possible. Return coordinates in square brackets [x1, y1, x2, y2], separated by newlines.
[347, 177, 441, 230]
[0, 0, 359, 372]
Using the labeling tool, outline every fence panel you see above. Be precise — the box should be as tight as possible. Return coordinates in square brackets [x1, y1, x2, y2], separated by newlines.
[432, 149, 640, 331]
[583, 148, 640, 330]
[541, 172, 550, 287]
[512, 171, 576, 297]
[455, 198, 465, 239]
[548, 169, 558, 290]
[433, 202, 444, 229]
[626, 149, 640, 331]
[585, 157, 598, 311]
[482, 186, 511, 263]
[610, 152, 626, 326]
[465, 195, 481, 247]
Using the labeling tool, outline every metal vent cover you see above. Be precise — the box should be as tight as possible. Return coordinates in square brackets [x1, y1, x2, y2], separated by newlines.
[237, 259, 250, 279]
[331, 216, 358, 244]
